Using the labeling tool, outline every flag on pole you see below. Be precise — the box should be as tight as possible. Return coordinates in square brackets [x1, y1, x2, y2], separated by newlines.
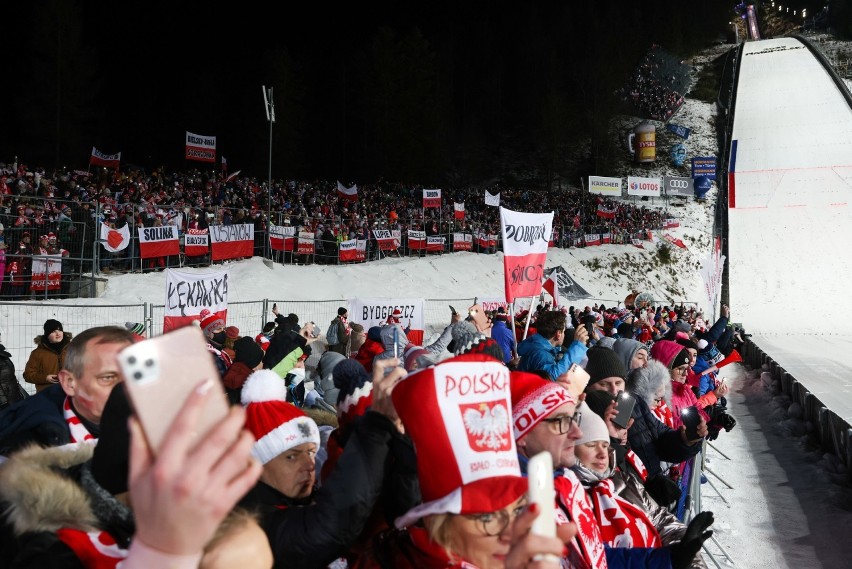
[499, 207, 553, 303]
[225, 170, 241, 183]
[337, 181, 359, 201]
[90, 147, 121, 169]
[542, 272, 560, 308]
[485, 190, 500, 207]
[453, 202, 465, 219]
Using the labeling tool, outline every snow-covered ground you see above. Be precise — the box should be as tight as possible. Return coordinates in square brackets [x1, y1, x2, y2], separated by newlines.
[6, 34, 852, 569]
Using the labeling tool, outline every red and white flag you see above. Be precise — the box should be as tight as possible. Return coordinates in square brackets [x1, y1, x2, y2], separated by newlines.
[542, 273, 560, 309]
[453, 202, 465, 219]
[225, 170, 241, 183]
[585, 234, 601, 246]
[339, 239, 366, 262]
[408, 230, 426, 250]
[185, 229, 209, 257]
[297, 231, 315, 255]
[31, 254, 62, 292]
[596, 204, 616, 219]
[269, 224, 295, 251]
[185, 131, 216, 163]
[426, 236, 445, 252]
[373, 229, 397, 251]
[138, 225, 179, 258]
[632, 239, 644, 250]
[164, 268, 229, 332]
[663, 218, 680, 229]
[422, 189, 442, 208]
[663, 233, 687, 249]
[453, 233, 472, 251]
[499, 207, 553, 303]
[209, 224, 254, 261]
[221, 156, 228, 176]
[100, 223, 130, 252]
[337, 181, 359, 202]
[90, 147, 121, 169]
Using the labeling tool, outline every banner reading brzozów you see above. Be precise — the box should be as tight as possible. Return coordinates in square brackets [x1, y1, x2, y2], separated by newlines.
[164, 268, 229, 332]
[499, 207, 553, 303]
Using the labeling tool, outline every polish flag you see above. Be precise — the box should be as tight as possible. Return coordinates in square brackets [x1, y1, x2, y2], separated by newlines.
[454, 202, 465, 219]
[100, 223, 130, 252]
[499, 207, 553, 303]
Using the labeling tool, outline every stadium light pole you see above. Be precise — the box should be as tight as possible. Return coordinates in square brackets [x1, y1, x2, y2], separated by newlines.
[262, 86, 275, 266]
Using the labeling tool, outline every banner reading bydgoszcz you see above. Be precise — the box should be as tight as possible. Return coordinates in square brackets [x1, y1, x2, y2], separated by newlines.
[164, 268, 229, 332]
[348, 297, 425, 345]
[185, 131, 216, 163]
[627, 176, 662, 197]
[453, 233, 472, 251]
[138, 225, 180, 258]
[90, 147, 121, 169]
[31, 254, 62, 292]
[373, 229, 397, 251]
[210, 224, 254, 260]
[408, 230, 426, 250]
[339, 239, 366, 262]
[269, 224, 295, 252]
[297, 232, 315, 255]
[184, 229, 209, 257]
[499, 207, 553, 303]
[588, 176, 622, 196]
[422, 189, 442, 208]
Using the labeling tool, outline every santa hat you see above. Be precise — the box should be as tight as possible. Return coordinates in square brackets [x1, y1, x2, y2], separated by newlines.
[510, 371, 575, 441]
[198, 308, 225, 334]
[241, 370, 320, 464]
[386, 308, 403, 324]
[392, 354, 526, 528]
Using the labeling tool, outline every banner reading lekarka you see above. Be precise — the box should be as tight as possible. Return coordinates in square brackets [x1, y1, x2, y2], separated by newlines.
[347, 297, 425, 346]
[499, 207, 553, 303]
[164, 268, 229, 332]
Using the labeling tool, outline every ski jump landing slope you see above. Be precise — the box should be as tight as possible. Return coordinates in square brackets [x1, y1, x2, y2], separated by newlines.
[729, 37, 852, 421]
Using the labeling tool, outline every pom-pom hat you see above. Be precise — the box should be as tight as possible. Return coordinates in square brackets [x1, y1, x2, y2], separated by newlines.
[392, 353, 526, 528]
[241, 370, 320, 464]
[198, 308, 226, 334]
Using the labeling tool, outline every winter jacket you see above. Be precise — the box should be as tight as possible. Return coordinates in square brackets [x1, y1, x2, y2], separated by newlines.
[239, 411, 418, 569]
[516, 333, 587, 381]
[23, 333, 71, 393]
[625, 396, 701, 480]
[490, 319, 515, 364]
[669, 382, 711, 427]
[354, 339, 384, 373]
[327, 316, 350, 356]
[263, 329, 309, 371]
[0, 444, 134, 569]
[0, 384, 77, 456]
[0, 345, 24, 411]
[317, 351, 347, 405]
[373, 324, 408, 364]
[222, 361, 255, 404]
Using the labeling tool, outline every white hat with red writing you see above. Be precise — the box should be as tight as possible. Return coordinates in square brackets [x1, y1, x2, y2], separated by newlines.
[392, 353, 527, 528]
[510, 371, 575, 441]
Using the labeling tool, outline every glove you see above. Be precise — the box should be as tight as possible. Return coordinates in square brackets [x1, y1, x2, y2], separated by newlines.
[720, 412, 736, 431]
[670, 511, 714, 569]
[645, 474, 682, 508]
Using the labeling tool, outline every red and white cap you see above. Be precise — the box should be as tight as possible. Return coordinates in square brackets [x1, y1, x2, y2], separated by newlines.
[392, 353, 527, 528]
[198, 308, 226, 334]
[510, 371, 575, 441]
[241, 370, 320, 465]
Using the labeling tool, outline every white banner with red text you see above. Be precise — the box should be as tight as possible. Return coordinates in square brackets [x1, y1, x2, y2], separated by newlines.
[164, 268, 230, 332]
[499, 207, 553, 303]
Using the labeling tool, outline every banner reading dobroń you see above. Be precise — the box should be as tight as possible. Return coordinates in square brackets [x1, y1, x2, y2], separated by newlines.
[499, 207, 553, 303]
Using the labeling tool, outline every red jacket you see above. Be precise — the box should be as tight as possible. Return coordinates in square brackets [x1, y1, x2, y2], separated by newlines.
[354, 338, 384, 373]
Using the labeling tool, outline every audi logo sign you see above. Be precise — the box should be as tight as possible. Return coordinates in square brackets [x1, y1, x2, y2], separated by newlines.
[668, 180, 689, 189]
[663, 176, 694, 196]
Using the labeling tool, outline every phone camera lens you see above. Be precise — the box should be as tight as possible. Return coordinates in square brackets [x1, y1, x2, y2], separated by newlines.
[133, 371, 143, 380]
[128, 356, 137, 365]
[144, 358, 155, 367]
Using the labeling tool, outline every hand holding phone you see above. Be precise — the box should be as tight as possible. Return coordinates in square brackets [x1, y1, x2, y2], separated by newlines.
[612, 391, 636, 429]
[559, 364, 590, 399]
[681, 406, 701, 441]
[527, 451, 558, 562]
[449, 305, 458, 316]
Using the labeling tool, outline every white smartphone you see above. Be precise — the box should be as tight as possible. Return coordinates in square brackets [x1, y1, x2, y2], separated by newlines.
[527, 451, 557, 556]
[118, 325, 229, 455]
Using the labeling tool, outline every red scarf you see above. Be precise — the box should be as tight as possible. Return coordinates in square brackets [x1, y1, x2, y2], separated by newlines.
[652, 400, 674, 429]
[554, 470, 608, 569]
[624, 450, 648, 482]
[64, 397, 95, 445]
[56, 529, 127, 569]
[587, 478, 662, 549]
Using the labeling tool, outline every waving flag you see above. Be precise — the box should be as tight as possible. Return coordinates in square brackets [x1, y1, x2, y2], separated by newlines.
[90, 147, 121, 169]
[100, 223, 130, 252]
[337, 181, 359, 202]
[596, 204, 617, 219]
[454, 202, 465, 219]
[499, 207, 553, 303]
[485, 190, 500, 207]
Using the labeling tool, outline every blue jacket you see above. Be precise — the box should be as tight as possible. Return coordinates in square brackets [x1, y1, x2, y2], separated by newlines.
[517, 333, 587, 380]
[0, 384, 69, 455]
[490, 320, 515, 364]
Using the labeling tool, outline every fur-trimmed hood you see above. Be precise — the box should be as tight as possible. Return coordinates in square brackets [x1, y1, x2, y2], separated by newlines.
[626, 360, 671, 408]
[0, 443, 133, 539]
[33, 331, 73, 346]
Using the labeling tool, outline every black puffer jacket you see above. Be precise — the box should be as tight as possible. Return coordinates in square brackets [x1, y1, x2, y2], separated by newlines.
[0, 345, 24, 411]
[626, 397, 700, 479]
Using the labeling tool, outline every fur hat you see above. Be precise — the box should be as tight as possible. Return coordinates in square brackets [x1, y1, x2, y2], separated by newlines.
[450, 321, 504, 362]
[241, 370, 320, 465]
[584, 346, 626, 386]
[626, 360, 671, 408]
[234, 336, 264, 369]
[575, 402, 609, 446]
[43, 319, 63, 336]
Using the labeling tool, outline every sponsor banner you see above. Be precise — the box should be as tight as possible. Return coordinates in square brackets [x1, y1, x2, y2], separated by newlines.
[269, 224, 296, 252]
[665, 123, 691, 139]
[209, 223, 254, 261]
[31, 254, 62, 291]
[90, 147, 121, 169]
[423, 188, 442, 208]
[185, 131, 217, 163]
[663, 233, 687, 249]
[585, 234, 601, 246]
[499, 207, 553, 303]
[627, 176, 662, 197]
[588, 176, 622, 196]
[484, 190, 500, 207]
[184, 229, 209, 257]
[426, 236, 445, 252]
[349, 297, 425, 345]
[454, 202, 465, 219]
[663, 218, 680, 229]
[453, 233, 472, 251]
[337, 181, 358, 201]
[138, 225, 180, 258]
[164, 268, 229, 332]
[663, 176, 694, 197]
[408, 230, 426, 251]
[101, 223, 130, 252]
[596, 204, 616, 219]
[691, 156, 717, 180]
[339, 238, 367, 262]
[601, 232, 611, 244]
[372, 229, 397, 251]
[297, 231, 315, 255]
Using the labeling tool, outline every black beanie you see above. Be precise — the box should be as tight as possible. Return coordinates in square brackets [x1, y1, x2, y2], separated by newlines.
[91, 382, 131, 495]
[584, 388, 617, 419]
[584, 346, 627, 386]
[671, 348, 691, 369]
[234, 336, 264, 369]
[43, 319, 63, 336]
[337, 307, 348, 316]
[332, 359, 370, 405]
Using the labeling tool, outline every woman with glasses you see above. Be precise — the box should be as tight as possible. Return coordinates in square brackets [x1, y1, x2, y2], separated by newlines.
[649, 340, 713, 430]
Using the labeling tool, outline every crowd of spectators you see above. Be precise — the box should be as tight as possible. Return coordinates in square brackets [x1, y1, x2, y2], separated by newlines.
[616, 45, 691, 122]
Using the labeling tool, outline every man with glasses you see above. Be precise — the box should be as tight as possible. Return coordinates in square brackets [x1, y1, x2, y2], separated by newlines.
[0, 326, 135, 455]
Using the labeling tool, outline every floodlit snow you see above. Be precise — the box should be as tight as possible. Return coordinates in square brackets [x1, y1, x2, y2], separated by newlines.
[5, 36, 852, 569]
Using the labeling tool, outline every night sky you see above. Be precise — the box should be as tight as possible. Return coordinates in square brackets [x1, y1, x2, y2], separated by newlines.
[3, 1, 824, 185]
